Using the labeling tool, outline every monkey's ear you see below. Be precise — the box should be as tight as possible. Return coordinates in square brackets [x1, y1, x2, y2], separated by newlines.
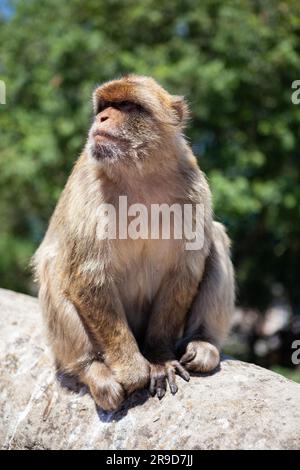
[171, 96, 190, 127]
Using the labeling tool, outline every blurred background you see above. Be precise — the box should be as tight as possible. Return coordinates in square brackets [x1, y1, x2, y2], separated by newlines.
[0, 0, 300, 381]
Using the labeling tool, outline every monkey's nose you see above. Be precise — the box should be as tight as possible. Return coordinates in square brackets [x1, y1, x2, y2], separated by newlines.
[100, 115, 109, 123]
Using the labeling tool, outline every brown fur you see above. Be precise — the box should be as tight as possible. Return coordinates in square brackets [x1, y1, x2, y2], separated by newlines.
[33, 75, 235, 410]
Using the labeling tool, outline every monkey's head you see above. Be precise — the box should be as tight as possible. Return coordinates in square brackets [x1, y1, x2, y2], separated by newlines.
[87, 75, 189, 172]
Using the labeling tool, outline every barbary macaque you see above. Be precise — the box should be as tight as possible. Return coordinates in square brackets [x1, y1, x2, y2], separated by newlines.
[33, 75, 235, 411]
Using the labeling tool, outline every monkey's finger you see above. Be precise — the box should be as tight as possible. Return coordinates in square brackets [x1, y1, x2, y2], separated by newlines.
[174, 362, 190, 382]
[156, 375, 167, 399]
[166, 367, 178, 395]
[180, 349, 196, 365]
[149, 376, 157, 396]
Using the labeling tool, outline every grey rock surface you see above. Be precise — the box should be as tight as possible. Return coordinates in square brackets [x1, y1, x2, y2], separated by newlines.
[0, 288, 300, 450]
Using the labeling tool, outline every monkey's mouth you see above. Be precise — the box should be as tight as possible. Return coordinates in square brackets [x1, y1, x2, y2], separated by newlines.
[92, 130, 127, 144]
[90, 130, 129, 160]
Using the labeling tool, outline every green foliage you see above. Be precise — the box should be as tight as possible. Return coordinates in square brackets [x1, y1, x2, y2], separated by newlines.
[271, 366, 300, 383]
[1, 0, 300, 312]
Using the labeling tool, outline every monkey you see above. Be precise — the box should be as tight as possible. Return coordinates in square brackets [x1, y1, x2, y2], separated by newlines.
[32, 75, 235, 411]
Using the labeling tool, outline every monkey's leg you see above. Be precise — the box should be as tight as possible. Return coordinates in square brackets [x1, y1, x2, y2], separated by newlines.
[67, 276, 150, 399]
[143, 269, 200, 398]
[39, 275, 125, 411]
[179, 222, 235, 373]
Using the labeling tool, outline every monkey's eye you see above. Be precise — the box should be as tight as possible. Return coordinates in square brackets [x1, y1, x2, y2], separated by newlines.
[115, 101, 143, 113]
[96, 101, 110, 114]
[95, 100, 144, 115]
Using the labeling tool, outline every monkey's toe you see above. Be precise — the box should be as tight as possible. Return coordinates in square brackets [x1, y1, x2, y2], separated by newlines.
[180, 341, 220, 373]
[149, 361, 189, 399]
[149, 364, 167, 398]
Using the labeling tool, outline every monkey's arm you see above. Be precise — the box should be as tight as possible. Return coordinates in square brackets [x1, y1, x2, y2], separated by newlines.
[143, 268, 200, 397]
[67, 277, 149, 395]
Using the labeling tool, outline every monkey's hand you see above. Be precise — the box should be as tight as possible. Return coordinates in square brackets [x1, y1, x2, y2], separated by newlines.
[108, 352, 150, 396]
[149, 361, 190, 399]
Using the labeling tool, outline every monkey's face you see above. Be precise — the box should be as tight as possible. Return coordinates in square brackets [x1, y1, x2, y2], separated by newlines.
[88, 100, 159, 163]
[87, 75, 189, 169]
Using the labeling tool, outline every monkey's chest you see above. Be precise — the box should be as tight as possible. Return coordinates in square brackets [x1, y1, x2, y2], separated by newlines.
[115, 237, 182, 337]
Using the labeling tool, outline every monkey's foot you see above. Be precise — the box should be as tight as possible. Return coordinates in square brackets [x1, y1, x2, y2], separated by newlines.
[110, 353, 150, 396]
[83, 361, 125, 411]
[180, 340, 220, 373]
[149, 361, 190, 399]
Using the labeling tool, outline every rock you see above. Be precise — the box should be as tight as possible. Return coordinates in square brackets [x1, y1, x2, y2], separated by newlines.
[0, 288, 300, 450]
